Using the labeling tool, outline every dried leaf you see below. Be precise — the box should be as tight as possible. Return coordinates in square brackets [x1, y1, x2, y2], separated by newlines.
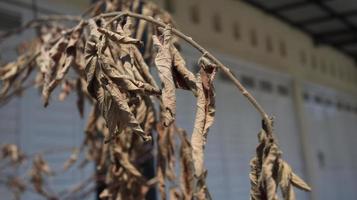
[100, 75, 151, 141]
[195, 170, 211, 200]
[191, 56, 216, 177]
[156, 123, 168, 200]
[0, 53, 37, 99]
[1, 144, 24, 163]
[291, 172, 311, 192]
[250, 157, 262, 200]
[99, 189, 111, 199]
[169, 187, 181, 200]
[76, 78, 85, 118]
[171, 43, 197, 95]
[63, 148, 79, 171]
[100, 62, 161, 95]
[41, 36, 69, 107]
[250, 128, 311, 200]
[178, 129, 194, 200]
[135, 96, 156, 133]
[113, 146, 143, 178]
[153, 26, 176, 126]
[262, 144, 280, 200]
[98, 27, 142, 45]
[33, 155, 52, 175]
[58, 79, 74, 101]
[131, 46, 159, 89]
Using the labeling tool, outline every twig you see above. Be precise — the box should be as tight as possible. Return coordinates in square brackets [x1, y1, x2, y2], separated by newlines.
[98, 11, 274, 135]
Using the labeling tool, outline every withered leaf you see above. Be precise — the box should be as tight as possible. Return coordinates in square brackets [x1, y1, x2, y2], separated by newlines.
[1, 144, 24, 163]
[100, 62, 161, 95]
[98, 27, 142, 45]
[63, 148, 79, 171]
[33, 154, 52, 175]
[178, 129, 194, 200]
[86, 20, 151, 141]
[291, 172, 311, 192]
[99, 189, 111, 199]
[135, 96, 156, 134]
[131, 46, 159, 90]
[250, 128, 311, 200]
[171, 42, 197, 96]
[99, 75, 151, 142]
[153, 26, 176, 126]
[113, 146, 143, 178]
[278, 160, 311, 200]
[191, 56, 216, 177]
[0, 53, 37, 99]
[76, 78, 85, 118]
[169, 187, 181, 200]
[261, 144, 280, 200]
[195, 170, 211, 200]
[41, 37, 69, 106]
[58, 79, 74, 101]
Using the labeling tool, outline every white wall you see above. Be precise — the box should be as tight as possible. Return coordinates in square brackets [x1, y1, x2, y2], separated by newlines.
[303, 83, 357, 200]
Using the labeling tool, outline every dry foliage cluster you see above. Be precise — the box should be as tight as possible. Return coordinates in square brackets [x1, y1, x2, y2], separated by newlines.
[0, 0, 310, 199]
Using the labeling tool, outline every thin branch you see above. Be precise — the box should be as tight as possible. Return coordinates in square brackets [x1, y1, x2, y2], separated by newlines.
[98, 11, 274, 135]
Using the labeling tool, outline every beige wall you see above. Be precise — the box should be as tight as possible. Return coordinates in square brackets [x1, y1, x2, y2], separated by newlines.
[155, 0, 357, 96]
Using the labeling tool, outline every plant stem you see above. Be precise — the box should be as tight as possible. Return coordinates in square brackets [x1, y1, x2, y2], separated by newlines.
[98, 11, 274, 135]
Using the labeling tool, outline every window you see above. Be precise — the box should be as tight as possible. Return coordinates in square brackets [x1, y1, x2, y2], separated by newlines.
[259, 80, 273, 93]
[0, 9, 21, 31]
[277, 85, 289, 96]
[265, 35, 273, 52]
[190, 5, 200, 24]
[317, 151, 325, 169]
[213, 13, 222, 32]
[164, 0, 175, 13]
[299, 50, 306, 65]
[325, 99, 332, 106]
[339, 68, 344, 80]
[337, 101, 343, 110]
[241, 75, 255, 88]
[279, 40, 287, 57]
[250, 28, 258, 47]
[314, 95, 322, 104]
[232, 22, 241, 40]
[311, 54, 317, 69]
[330, 63, 336, 77]
[349, 70, 354, 82]
[320, 59, 326, 73]
[346, 104, 351, 112]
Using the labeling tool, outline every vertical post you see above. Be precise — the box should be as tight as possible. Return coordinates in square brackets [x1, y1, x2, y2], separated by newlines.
[31, 0, 38, 19]
[292, 78, 317, 200]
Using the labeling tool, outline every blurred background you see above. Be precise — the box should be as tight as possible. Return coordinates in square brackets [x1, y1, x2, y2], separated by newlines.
[0, 0, 356, 199]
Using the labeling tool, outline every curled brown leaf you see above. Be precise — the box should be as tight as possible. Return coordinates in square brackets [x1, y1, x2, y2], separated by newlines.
[153, 26, 176, 126]
[191, 56, 216, 177]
